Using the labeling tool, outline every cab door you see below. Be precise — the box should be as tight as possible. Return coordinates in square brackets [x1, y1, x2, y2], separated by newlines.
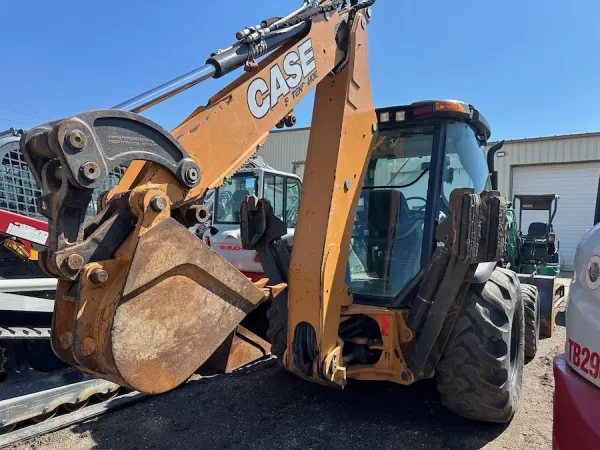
[263, 173, 302, 246]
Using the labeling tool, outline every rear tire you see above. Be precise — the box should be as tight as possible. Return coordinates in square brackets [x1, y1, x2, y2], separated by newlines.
[521, 283, 541, 359]
[436, 267, 525, 423]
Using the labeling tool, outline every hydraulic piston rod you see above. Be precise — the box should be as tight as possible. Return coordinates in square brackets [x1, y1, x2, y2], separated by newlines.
[113, 65, 216, 113]
[114, 21, 310, 114]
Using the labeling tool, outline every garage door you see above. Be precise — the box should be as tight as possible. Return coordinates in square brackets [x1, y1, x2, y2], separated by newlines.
[512, 163, 600, 271]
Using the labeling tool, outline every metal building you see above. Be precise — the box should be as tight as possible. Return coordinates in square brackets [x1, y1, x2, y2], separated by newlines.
[491, 132, 600, 271]
[258, 128, 600, 271]
[257, 127, 310, 178]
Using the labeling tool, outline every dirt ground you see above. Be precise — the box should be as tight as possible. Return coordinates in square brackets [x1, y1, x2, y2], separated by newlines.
[11, 314, 567, 450]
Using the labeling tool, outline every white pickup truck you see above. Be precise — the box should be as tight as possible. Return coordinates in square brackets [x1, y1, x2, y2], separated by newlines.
[202, 156, 302, 281]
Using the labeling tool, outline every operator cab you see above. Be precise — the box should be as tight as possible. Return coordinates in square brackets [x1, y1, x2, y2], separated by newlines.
[207, 156, 302, 278]
[347, 100, 492, 307]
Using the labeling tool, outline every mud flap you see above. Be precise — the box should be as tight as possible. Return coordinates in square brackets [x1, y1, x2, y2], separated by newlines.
[53, 218, 265, 394]
[517, 274, 565, 338]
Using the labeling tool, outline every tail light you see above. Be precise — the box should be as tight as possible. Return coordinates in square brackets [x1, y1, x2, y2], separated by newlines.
[381, 315, 389, 337]
[254, 253, 260, 263]
[204, 236, 211, 247]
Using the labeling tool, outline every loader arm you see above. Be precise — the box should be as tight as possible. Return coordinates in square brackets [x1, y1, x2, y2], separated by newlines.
[20, 1, 377, 394]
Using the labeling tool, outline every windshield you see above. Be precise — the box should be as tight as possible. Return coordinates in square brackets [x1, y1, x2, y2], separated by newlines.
[437, 122, 490, 221]
[442, 122, 490, 200]
[214, 174, 258, 224]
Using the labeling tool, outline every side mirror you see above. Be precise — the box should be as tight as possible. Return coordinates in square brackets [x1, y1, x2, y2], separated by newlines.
[210, 226, 219, 236]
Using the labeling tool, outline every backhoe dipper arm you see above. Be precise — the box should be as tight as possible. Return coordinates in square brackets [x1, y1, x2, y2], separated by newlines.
[19, 0, 377, 394]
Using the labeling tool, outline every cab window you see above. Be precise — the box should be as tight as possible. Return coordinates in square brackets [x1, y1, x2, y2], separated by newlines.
[264, 174, 302, 227]
[347, 126, 434, 300]
[264, 174, 284, 221]
[286, 178, 301, 227]
[438, 122, 490, 221]
[214, 175, 258, 223]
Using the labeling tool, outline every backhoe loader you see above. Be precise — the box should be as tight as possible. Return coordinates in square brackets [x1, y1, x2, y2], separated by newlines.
[18, 0, 535, 423]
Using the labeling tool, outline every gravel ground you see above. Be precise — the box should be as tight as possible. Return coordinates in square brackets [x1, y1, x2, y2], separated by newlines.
[11, 313, 567, 450]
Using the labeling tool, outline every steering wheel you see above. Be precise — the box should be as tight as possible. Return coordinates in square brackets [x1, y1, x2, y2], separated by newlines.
[405, 196, 427, 211]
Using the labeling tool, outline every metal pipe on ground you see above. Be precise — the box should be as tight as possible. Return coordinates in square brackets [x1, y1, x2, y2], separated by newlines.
[0, 278, 58, 292]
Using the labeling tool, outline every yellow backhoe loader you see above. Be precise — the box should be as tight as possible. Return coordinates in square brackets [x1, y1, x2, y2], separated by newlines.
[19, 0, 535, 423]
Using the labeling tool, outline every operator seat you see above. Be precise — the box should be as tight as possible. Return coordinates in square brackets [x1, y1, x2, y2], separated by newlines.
[522, 221, 557, 264]
[364, 190, 423, 296]
[527, 222, 549, 238]
[231, 189, 250, 222]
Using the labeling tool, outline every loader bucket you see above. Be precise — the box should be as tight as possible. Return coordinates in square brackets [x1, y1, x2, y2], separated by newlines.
[53, 218, 267, 394]
[517, 274, 565, 338]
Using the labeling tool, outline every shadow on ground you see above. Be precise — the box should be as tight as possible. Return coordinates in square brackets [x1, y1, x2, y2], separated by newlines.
[72, 361, 507, 450]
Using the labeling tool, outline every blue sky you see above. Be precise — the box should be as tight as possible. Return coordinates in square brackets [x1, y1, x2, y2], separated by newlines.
[1, 0, 599, 141]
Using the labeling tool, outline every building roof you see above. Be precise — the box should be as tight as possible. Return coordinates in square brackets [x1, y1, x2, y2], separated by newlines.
[489, 131, 600, 146]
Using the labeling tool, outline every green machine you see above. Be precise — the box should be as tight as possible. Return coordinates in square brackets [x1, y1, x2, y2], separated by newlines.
[511, 194, 561, 276]
[487, 144, 564, 341]
[503, 194, 563, 339]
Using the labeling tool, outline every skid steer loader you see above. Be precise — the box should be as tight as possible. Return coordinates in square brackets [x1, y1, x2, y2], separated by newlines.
[17, 0, 539, 424]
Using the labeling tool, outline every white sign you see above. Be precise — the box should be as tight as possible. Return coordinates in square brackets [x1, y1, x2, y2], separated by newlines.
[6, 222, 48, 245]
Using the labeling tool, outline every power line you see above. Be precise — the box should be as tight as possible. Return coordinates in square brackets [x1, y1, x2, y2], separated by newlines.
[0, 106, 47, 121]
[0, 117, 33, 127]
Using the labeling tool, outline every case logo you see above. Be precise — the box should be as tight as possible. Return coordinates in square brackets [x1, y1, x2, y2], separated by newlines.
[247, 38, 318, 119]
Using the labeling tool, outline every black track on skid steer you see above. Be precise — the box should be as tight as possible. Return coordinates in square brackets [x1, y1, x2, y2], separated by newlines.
[521, 283, 541, 359]
[436, 267, 525, 423]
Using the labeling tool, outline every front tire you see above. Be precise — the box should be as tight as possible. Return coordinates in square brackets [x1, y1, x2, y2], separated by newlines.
[521, 283, 541, 359]
[436, 267, 525, 423]
[266, 297, 287, 365]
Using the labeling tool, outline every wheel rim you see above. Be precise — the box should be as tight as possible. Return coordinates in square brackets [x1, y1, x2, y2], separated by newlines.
[510, 313, 519, 370]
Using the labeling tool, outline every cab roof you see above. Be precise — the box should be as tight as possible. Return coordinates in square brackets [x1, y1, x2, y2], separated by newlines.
[376, 100, 491, 143]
